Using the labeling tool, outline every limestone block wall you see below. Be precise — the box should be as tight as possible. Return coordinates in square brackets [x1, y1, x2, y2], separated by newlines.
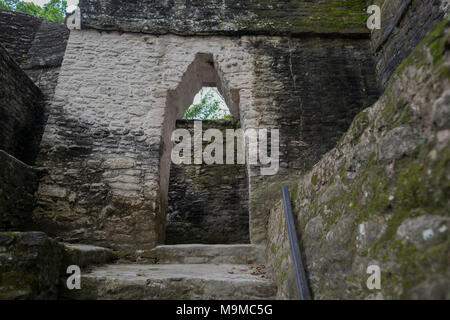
[34, 21, 380, 249]
[34, 30, 255, 249]
[252, 36, 379, 175]
[249, 36, 380, 243]
[25, 19, 70, 100]
[371, 0, 448, 91]
[0, 11, 71, 243]
[166, 120, 249, 245]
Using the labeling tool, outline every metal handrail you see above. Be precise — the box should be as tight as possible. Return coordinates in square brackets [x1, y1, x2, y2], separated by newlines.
[281, 186, 311, 300]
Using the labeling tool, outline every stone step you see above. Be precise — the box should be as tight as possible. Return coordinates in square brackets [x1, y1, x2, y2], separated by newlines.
[62, 264, 276, 300]
[133, 244, 265, 265]
[63, 243, 117, 267]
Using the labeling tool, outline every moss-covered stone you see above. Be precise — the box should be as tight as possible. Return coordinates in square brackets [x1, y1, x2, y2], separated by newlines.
[0, 151, 39, 231]
[266, 18, 450, 299]
[371, 0, 447, 91]
[0, 232, 64, 300]
[79, 0, 370, 36]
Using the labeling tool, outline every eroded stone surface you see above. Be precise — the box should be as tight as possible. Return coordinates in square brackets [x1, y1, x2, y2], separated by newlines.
[0, 44, 45, 164]
[266, 19, 450, 300]
[0, 151, 39, 231]
[62, 264, 276, 300]
[79, 0, 369, 36]
[371, 0, 448, 90]
[0, 232, 64, 300]
[63, 243, 116, 267]
[396, 215, 450, 250]
[0, 10, 69, 100]
[141, 244, 265, 265]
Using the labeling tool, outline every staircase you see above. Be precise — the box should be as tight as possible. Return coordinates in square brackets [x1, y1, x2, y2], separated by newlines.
[61, 244, 277, 300]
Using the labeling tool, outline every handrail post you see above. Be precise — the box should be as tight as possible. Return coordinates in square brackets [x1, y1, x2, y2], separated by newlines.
[282, 186, 311, 300]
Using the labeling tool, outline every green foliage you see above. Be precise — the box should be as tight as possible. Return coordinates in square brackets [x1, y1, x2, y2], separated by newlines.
[183, 87, 232, 120]
[0, 0, 16, 10]
[43, 0, 67, 23]
[16, 1, 43, 17]
[0, 0, 67, 24]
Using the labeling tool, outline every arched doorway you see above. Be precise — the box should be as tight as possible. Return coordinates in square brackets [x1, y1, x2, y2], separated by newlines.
[159, 53, 249, 244]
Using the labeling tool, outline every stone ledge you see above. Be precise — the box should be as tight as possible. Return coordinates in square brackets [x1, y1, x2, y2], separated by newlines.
[61, 264, 276, 300]
[62, 243, 117, 268]
[142, 244, 265, 265]
[79, 0, 370, 36]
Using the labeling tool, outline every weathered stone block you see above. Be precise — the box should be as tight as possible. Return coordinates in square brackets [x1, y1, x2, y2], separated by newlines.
[62, 243, 116, 268]
[79, 0, 369, 36]
[0, 232, 64, 300]
[0, 10, 69, 100]
[0, 151, 39, 231]
[140, 244, 265, 265]
[0, 44, 45, 164]
[61, 264, 276, 300]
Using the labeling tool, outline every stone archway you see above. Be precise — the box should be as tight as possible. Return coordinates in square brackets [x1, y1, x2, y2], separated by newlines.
[159, 52, 248, 244]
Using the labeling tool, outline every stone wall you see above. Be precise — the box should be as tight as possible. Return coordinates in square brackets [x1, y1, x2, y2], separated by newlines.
[0, 44, 45, 164]
[0, 151, 39, 231]
[34, 31, 255, 250]
[0, 232, 64, 299]
[79, 0, 369, 35]
[0, 9, 42, 66]
[35, 26, 379, 250]
[0, 9, 69, 100]
[25, 19, 70, 100]
[166, 120, 249, 244]
[249, 36, 379, 243]
[371, 0, 448, 91]
[0, 12, 50, 237]
[1, 0, 447, 301]
[266, 19, 450, 299]
[253, 36, 380, 174]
